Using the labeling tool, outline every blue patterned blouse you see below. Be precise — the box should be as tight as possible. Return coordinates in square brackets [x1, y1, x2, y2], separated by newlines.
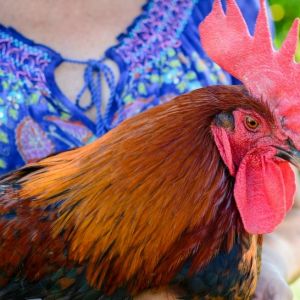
[0, 0, 260, 175]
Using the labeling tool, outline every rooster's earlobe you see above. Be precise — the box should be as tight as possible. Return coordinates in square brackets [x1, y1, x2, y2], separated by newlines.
[211, 125, 235, 176]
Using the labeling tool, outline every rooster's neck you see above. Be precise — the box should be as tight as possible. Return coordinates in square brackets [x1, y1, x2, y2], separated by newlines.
[17, 87, 249, 293]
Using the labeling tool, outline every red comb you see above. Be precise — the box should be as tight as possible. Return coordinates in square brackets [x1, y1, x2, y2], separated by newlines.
[199, 0, 300, 147]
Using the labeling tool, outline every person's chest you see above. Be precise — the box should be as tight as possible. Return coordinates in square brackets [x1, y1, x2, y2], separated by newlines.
[0, 0, 144, 59]
[0, 0, 231, 174]
[0, 0, 145, 121]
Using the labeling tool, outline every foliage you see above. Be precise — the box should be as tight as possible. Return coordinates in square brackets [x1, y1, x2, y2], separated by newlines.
[269, 0, 300, 60]
[292, 279, 300, 300]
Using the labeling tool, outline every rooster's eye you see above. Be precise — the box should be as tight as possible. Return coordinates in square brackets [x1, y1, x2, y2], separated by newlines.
[245, 116, 259, 131]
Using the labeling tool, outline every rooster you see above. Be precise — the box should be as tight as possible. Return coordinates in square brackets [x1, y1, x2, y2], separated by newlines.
[1, 0, 300, 299]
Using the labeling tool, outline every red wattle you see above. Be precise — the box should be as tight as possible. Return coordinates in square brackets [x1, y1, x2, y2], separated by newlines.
[234, 147, 295, 234]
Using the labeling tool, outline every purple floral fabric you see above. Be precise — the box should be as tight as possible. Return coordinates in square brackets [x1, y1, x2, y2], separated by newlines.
[0, 0, 259, 174]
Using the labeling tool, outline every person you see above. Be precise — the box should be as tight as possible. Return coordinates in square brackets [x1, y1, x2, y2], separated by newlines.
[0, 1, 298, 299]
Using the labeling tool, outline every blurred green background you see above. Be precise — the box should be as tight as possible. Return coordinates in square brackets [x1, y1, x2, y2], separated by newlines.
[269, 0, 300, 60]
[268, 1, 300, 298]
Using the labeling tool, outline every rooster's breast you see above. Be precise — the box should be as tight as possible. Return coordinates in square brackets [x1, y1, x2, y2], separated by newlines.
[173, 234, 262, 299]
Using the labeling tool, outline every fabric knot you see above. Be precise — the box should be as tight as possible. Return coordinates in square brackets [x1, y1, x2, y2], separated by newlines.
[64, 57, 116, 137]
[87, 59, 103, 72]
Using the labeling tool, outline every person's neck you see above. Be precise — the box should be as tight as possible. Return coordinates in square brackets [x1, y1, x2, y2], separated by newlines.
[0, 0, 145, 59]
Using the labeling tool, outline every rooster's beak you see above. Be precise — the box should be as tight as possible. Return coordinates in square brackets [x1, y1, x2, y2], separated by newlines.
[276, 144, 300, 169]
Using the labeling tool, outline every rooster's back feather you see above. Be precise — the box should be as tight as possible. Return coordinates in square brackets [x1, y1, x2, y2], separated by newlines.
[0, 86, 265, 298]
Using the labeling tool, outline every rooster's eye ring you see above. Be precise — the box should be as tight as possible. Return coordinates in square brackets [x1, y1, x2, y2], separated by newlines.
[245, 116, 259, 131]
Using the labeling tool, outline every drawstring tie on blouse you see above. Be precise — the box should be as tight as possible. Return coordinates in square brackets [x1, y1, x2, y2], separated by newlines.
[64, 58, 116, 137]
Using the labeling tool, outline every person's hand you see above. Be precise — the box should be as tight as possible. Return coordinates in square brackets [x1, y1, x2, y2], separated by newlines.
[135, 289, 177, 300]
[253, 260, 293, 300]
